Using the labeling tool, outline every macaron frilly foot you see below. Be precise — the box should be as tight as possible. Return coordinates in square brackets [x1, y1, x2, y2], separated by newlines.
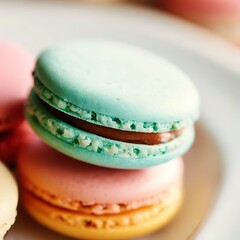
[25, 40, 200, 169]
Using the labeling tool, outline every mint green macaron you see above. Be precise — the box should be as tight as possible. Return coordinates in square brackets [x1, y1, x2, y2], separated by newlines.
[26, 41, 199, 169]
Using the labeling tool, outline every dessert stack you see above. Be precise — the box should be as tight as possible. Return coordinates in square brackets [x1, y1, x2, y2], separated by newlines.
[18, 41, 199, 239]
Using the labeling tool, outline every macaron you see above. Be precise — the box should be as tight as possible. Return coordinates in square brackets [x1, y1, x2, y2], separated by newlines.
[159, 0, 240, 45]
[0, 122, 34, 167]
[17, 136, 184, 239]
[0, 162, 18, 239]
[0, 40, 34, 165]
[26, 41, 199, 169]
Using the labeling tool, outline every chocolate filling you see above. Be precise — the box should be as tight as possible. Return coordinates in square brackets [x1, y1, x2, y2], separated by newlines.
[42, 99, 182, 145]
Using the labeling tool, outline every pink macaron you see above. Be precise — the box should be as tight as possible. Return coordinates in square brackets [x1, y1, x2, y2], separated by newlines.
[0, 122, 34, 167]
[17, 135, 184, 239]
[159, 0, 240, 44]
[0, 40, 34, 165]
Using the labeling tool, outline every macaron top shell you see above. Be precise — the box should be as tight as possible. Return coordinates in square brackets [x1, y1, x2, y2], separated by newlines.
[0, 40, 34, 131]
[18, 136, 183, 205]
[0, 162, 18, 224]
[35, 41, 199, 124]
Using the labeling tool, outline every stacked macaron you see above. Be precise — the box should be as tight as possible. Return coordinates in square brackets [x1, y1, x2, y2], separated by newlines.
[0, 40, 34, 167]
[18, 41, 199, 239]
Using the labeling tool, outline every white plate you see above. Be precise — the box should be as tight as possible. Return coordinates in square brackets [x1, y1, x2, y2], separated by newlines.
[1, 1, 240, 239]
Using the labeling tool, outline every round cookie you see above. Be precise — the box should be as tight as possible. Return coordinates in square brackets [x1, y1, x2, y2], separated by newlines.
[0, 162, 18, 238]
[26, 41, 199, 169]
[0, 40, 34, 165]
[18, 136, 184, 239]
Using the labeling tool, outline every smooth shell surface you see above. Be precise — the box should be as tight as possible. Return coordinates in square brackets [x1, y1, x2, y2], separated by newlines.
[0, 40, 34, 131]
[35, 41, 199, 123]
[17, 136, 183, 204]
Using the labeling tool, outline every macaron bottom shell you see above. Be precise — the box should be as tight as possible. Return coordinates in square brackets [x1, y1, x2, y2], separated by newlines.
[22, 188, 182, 240]
[26, 92, 195, 169]
[27, 111, 194, 169]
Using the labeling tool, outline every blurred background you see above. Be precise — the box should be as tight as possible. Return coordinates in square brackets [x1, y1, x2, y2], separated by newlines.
[2, 0, 239, 47]
[89, 0, 240, 46]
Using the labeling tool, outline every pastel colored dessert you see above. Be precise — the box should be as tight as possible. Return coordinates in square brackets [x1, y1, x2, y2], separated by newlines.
[0, 40, 34, 165]
[18, 136, 184, 239]
[0, 162, 18, 239]
[0, 122, 34, 167]
[26, 41, 199, 169]
[159, 0, 240, 45]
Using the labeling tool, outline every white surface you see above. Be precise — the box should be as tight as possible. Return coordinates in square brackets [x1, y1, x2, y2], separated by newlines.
[0, 1, 240, 239]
